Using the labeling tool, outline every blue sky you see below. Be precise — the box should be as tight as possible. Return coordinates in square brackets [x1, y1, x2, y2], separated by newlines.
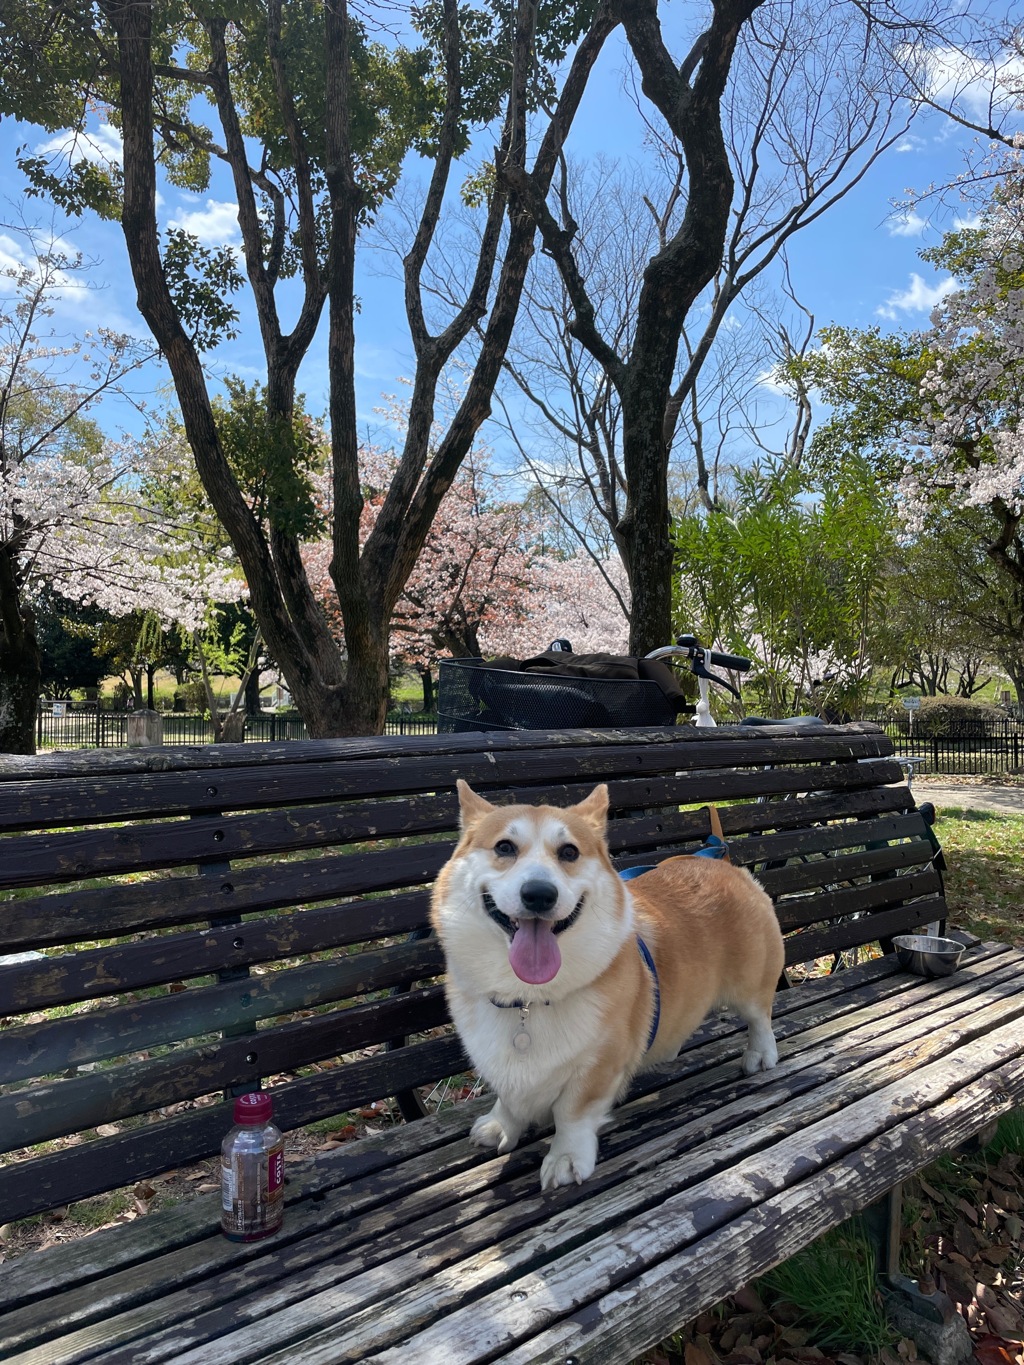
[2, 13, 1021, 465]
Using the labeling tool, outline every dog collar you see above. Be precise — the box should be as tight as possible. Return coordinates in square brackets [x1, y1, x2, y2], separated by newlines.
[636, 935, 661, 1051]
[489, 995, 548, 1053]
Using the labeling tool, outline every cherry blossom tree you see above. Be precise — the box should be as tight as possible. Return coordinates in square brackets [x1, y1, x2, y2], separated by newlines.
[0, 227, 258, 751]
[0, 228, 157, 751]
[304, 445, 541, 705]
[481, 552, 631, 658]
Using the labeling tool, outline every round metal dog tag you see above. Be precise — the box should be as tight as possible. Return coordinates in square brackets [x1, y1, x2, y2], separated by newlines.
[512, 1028, 531, 1053]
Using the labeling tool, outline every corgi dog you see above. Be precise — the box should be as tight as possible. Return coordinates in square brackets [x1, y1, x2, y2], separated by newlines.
[430, 780, 785, 1191]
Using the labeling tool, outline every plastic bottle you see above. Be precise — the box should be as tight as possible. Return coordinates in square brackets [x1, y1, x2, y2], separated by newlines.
[220, 1090, 285, 1241]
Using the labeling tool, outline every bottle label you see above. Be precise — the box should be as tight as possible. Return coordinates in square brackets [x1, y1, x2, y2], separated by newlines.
[221, 1161, 237, 1213]
[269, 1146, 284, 1193]
[220, 1139, 285, 1240]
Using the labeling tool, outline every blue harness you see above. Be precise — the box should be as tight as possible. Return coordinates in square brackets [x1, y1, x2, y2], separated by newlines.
[619, 829, 729, 1052]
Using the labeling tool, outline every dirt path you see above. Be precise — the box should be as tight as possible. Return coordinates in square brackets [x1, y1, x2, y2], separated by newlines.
[913, 776, 1024, 816]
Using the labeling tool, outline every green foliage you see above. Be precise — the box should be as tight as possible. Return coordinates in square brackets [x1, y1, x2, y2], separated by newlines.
[162, 230, 245, 352]
[758, 1222, 897, 1354]
[906, 694, 1004, 737]
[33, 591, 114, 694]
[789, 325, 933, 481]
[214, 379, 326, 539]
[674, 459, 898, 717]
[17, 152, 123, 222]
[986, 1107, 1024, 1158]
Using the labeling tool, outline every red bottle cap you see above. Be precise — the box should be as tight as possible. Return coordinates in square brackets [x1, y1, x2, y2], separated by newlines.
[233, 1091, 272, 1124]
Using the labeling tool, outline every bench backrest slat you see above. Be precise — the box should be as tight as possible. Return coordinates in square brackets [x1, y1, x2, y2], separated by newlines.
[0, 723, 944, 1224]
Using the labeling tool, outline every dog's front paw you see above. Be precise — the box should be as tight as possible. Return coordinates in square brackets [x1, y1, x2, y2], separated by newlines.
[741, 1037, 779, 1075]
[471, 1111, 520, 1154]
[540, 1145, 595, 1190]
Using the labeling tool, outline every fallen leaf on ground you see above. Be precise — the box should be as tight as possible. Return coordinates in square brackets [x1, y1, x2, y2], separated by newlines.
[732, 1287, 765, 1314]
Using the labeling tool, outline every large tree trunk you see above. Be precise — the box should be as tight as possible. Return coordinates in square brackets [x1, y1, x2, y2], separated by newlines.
[244, 666, 263, 717]
[0, 636, 41, 755]
[418, 666, 435, 714]
[0, 545, 41, 754]
[105, 0, 352, 735]
[104, 0, 612, 738]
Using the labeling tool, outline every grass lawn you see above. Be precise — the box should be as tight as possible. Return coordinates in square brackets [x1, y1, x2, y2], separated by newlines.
[936, 808, 1024, 946]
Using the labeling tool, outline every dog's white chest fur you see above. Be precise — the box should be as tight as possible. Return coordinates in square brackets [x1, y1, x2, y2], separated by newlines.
[449, 987, 607, 1128]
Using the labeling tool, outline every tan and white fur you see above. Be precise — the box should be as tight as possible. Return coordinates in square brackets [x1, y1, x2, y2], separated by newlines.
[430, 781, 785, 1191]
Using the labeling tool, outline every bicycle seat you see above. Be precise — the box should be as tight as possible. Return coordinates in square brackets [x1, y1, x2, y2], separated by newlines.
[739, 715, 826, 728]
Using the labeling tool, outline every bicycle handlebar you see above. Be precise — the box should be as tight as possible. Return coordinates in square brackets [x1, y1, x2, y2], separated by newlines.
[645, 638, 752, 674]
[705, 649, 752, 673]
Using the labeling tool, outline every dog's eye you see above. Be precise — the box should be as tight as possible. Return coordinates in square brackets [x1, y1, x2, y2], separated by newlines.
[494, 839, 517, 859]
[558, 843, 580, 863]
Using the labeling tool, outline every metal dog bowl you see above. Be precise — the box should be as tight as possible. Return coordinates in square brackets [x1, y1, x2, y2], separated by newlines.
[893, 934, 965, 978]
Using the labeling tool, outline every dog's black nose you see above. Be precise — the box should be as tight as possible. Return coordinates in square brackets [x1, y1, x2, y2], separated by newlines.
[519, 879, 559, 916]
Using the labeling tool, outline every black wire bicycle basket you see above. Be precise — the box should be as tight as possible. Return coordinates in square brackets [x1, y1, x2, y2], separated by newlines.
[437, 657, 679, 732]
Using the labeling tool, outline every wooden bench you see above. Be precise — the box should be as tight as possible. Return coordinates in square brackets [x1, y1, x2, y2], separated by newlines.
[1, 722, 1022, 1365]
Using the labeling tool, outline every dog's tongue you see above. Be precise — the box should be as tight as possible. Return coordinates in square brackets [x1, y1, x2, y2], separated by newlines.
[508, 918, 561, 984]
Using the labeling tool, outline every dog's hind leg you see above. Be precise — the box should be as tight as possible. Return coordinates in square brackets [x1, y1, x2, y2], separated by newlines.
[470, 1098, 525, 1155]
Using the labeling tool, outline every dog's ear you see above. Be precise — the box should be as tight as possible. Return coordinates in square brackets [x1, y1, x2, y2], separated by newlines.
[456, 779, 495, 829]
[573, 783, 609, 830]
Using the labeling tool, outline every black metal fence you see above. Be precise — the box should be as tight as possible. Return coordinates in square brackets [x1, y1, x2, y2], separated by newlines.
[885, 730, 1024, 776]
[32, 702, 1024, 773]
[35, 705, 438, 750]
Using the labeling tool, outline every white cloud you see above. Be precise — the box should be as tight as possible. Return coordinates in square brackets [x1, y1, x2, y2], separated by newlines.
[910, 44, 1024, 125]
[167, 199, 241, 248]
[756, 365, 791, 397]
[0, 232, 33, 276]
[889, 211, 928, 238]
[876, 272, 958, 320]
[37, 123, 124, 169]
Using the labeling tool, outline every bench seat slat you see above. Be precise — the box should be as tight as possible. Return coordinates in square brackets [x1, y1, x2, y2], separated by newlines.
[0, 1034, 469, 1224]
[467, 1060, 1024, 1365]
[1, 987, 453, 1152]
[18, 961, 1019, 1365]
[1, 949, 1014, 1330]
[215, 1021, 1024, 1365]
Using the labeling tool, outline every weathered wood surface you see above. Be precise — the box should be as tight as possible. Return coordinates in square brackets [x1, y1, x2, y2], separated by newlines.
[1, 941, 446, 1082]
[0, 721, 947, 1238]
[0, 1035, 468, 1223]
[459, 1062, 1024, 1365]
[0, 749, 902, 834]
[0, 952, 933, 1313]
[4, 949, 1019, 1365]
[0, 721, 893, 782]
[0, 773, 907, 887]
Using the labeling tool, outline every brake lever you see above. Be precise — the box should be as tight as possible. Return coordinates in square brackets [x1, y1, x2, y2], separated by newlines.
[693, 659, 741, 700]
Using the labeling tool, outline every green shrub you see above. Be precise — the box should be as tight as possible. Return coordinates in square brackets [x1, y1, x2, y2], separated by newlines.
[916, 695, 1003, 736]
